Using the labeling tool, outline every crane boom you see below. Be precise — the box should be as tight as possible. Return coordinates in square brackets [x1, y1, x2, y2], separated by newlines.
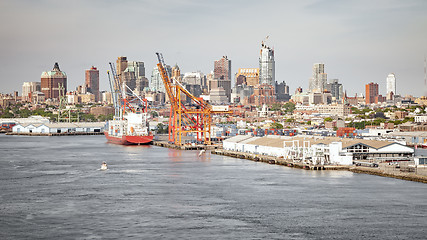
[156, 52, 232, 145]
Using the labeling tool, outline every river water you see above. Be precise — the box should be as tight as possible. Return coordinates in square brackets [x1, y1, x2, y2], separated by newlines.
[1, 135, 426, 239]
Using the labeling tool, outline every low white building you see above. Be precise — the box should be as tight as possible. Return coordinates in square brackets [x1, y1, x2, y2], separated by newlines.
[223, 135, 414, 166]
[12, 122, 105, 134]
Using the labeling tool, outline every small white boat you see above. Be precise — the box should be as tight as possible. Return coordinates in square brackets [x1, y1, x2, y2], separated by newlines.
[101, 161, 108, 170]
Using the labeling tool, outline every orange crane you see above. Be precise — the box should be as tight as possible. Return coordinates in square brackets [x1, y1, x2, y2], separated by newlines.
[156, 52, 231, 145]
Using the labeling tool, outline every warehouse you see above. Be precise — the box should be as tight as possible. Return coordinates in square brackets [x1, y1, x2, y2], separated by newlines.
[223, 135, 414, 165]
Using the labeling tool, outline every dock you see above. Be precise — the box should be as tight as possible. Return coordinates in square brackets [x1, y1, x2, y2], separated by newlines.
[211, 149, 343, 171]
[152, 140, 221, 150]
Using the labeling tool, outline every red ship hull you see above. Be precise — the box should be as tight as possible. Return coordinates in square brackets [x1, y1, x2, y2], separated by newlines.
[104, 132, 153, 145]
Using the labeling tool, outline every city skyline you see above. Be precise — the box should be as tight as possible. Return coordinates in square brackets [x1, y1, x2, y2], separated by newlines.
[1, 0, 427, 96]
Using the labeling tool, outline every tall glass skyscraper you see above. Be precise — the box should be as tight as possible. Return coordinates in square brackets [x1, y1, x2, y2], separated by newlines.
[386, 73, 396, 95]
[259, 41, 275, 86]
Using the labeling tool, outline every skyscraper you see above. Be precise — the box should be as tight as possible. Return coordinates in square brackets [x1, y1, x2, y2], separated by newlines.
[309, 63, 327, 92]
[41, 62, 67, 100]
[326, 79, 343, 100]
[365, 82, 379, 104]
[214, 56, 231, 81]
[116, 56, 128, 83]
[213, 56, 232, 101]
[85, 66, 99, 101]
[386, 73, 396, 95]
[150, 65, 171, 93]
[22, 82, 41, 102]
[126, 61, 148, 92]
[259, 41, 275, 86]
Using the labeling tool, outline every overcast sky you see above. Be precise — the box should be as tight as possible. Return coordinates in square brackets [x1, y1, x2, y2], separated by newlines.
[1, 0, 427, 97]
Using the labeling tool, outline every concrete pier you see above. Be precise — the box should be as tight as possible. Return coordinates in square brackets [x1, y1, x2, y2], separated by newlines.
[211, 149, 336, 171]
[152, 140, 220, 150]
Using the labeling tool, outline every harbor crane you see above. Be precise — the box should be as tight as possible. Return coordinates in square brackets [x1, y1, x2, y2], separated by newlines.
[156, 52, 232, 146]
[107, 62, 149, 120]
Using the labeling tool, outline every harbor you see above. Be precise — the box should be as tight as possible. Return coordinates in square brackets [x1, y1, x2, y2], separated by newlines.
[1, 134, 427, 239]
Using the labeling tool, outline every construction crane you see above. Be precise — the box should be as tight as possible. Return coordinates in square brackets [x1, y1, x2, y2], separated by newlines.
[156, 52, 232, 146]
[107, 62, 149, 119]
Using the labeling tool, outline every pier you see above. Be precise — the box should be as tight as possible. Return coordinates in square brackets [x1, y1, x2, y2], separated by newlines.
[211, 148, 340, 171]
[152, 140, 220, 150]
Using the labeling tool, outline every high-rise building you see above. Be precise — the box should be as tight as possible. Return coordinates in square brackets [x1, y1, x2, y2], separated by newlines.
[326, 79, 343, 100]
[85, 66, 99, 101]
[214, 56, 231, 81]
[41, 62, 67, 100]
[22, 82, 41, 102]
[213, 56, 231, 102]
[236, 68, 259, 87]
[116, 56, 128, 83]
[275, 81, 290, 102]
[259, 41, 275, 86]
[309, 63, 327, 92]
[365, 82, 379, 104]
[150, 65, 171, 93]
[386, 73, 396, 96]
[171, 64, 181, 81]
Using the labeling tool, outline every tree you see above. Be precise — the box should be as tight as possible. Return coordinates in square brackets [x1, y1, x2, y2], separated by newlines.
[269, 103, 283, 111]
[271, 122, 284, 129]
[324, 117, 333, 122]
[151, 111, 159, 118]
[283, 102, 295, 113]
[156, 123, 168, 134]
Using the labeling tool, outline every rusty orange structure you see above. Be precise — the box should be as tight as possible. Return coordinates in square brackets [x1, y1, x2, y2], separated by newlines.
[156, 53, 231, 146]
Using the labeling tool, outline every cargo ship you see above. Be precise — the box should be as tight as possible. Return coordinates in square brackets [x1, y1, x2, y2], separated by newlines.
[105, 67, 153, 145]
[105, 111, 153, 145]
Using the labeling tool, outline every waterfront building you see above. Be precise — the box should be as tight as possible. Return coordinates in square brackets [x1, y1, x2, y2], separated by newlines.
[12, 122, 105, 134]
[85, 66, 99, 102]
[259, 41, 275, 86]
[309, 63, 327, 92]
[41, 62, 67, 100]
[223, 135, 414, 165]
[22, 82, 41, 102]
[237, 68, 259, 87]
[386, 73, 396, 99]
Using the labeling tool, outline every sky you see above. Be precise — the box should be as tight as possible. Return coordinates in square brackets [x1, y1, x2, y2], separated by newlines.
[1, 0, 427, 97]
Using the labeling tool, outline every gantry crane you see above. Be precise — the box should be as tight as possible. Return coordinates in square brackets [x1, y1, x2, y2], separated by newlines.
[107, 62, 149, 119]
[156, 52, 232, 146]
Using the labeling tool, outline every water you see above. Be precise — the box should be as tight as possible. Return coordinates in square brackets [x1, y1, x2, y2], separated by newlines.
[1, 135, 426, 239]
